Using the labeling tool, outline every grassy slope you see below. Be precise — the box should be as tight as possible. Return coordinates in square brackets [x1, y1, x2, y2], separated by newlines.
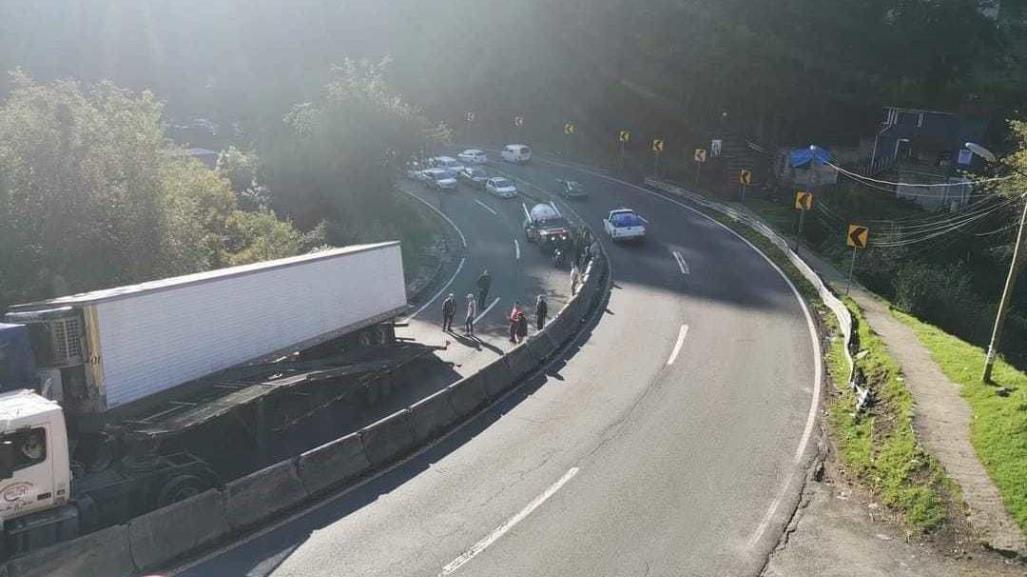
[829, 298, 949, 531]
[893, 309, 1027, 533]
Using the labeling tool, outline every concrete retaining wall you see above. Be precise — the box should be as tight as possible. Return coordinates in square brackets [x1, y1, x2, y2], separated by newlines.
[223, 458, 308, 531]
[6, 523, 134, 577]
[129, 489, 228, 571]
[298, 431, 371, 496]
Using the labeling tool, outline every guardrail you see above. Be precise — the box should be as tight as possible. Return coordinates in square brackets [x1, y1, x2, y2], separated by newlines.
[643, 178, 861, 404]
[11, 248, 610, 577]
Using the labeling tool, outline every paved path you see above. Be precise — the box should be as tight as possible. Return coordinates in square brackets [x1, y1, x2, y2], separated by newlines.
[173, 156, 820, 577]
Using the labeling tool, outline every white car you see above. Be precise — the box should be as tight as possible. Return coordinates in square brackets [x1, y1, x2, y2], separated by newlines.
[485, 177, 518, 198]
[603, 208, 647, 242]
[457, 149, 488, 164]
[431, 156, 465, 174]
[423, 168, 458, 191]
[501, 144, 532, 164]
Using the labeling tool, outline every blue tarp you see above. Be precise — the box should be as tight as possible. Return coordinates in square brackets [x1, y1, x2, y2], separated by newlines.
[789, 146, 832, 168]
[0, 323, 36, 391]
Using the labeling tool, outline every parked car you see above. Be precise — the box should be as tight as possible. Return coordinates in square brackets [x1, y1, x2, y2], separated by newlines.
[485, 177, 518, 198]
[557, 179, 588, 199]
[603, 208, 647, 242]
[501, 144, 532, 164]
[430, 156, 465, 174]
[423, 168, 458, 191]
[457, 149, 488, 164]
[405, 160, 427, 180]
[459, 166, 490, 189]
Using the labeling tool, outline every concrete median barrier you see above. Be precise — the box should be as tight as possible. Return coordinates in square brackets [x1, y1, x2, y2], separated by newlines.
[503, 344, 539, 381]
[224, 458, 308, 531]
[128, 489, 228, 571]
[541, 313, 575, 349]
[447, 373, 489, 416]
[360, 409, 417, 468]
[298, 431, 371, 497]
[478, 358, 516, 399]
[6, 523, 134, 577]
[409, 388, 460, 444]
[524, 333, 556, 364]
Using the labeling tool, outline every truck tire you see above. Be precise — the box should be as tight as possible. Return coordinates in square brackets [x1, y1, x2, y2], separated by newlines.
[157, 474, 206, 508]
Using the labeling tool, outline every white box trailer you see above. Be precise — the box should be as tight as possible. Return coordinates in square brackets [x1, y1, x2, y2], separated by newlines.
[5, 241, 407, 418]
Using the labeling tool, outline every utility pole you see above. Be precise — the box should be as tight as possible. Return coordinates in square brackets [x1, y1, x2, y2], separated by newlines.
[983, 196, 1027, 382]
[965, 141, 1027, 382]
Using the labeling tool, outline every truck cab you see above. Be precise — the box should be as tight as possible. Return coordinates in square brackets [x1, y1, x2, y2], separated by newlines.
[0, 390, 71, 527]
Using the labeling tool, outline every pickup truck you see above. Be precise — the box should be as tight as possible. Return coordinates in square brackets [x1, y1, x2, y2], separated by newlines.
[603, 209, 647, 242]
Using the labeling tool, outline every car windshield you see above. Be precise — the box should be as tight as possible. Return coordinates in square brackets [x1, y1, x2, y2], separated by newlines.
[492, 178, 511, 187]
[611, 212, 643, 227]
[537, 217, 570, 230]
[469, 168, 486, 177]
[567, 182, 581, 191]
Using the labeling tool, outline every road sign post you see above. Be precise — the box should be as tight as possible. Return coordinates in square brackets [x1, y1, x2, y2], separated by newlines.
[651, 138, 664, 177]
[794, 191, 814, 251]
[694, 148, 707, 182]
[739, 169, 752, 202]
[618, 130, 630, 170]
[563, 122, 575, 157]
[845, 224, 869, 294]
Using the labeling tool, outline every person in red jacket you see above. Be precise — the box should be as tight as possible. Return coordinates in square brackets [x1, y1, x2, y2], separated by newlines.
[509, 302, 524, 343]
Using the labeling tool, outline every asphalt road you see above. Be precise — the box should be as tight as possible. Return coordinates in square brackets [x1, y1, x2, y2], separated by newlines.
[173, 156, 820, 577]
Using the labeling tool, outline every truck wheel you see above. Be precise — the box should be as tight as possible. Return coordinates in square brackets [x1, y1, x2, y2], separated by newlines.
[157, 474, 206, 508]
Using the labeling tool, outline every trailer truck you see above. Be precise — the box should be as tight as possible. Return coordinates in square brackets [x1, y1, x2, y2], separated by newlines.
[0, 241, 409, 556]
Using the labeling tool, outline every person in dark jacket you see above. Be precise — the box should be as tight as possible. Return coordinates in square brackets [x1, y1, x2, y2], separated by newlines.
[476, 270, 492, 308]
[516, 310, 529, 341]
[441, 293, 455, 332]
[535, 295, 548, 330]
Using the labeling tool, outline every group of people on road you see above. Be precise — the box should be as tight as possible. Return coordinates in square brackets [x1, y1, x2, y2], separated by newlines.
[439, 269, 550, 342]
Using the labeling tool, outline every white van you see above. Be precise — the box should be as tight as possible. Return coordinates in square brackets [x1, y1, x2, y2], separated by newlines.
[501, 144, 532, 164]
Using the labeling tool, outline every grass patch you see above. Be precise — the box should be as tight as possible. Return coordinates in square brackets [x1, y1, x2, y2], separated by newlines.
[893, 309, 1027, 533]
[827, 297, 949, 532]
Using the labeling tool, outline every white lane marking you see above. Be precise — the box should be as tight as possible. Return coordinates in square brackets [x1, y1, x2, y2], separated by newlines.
[672, 251, 690, 275]
[474, 297, 501, 324]
[400, 187, 468, 248]
[528, 156, 823, 550]
[666, 324, 689, 366]
[474, 198, 498, 216]
[439, 467, 579, 576]
[514, 239, 521, 260]
[402, 258, 466, 323]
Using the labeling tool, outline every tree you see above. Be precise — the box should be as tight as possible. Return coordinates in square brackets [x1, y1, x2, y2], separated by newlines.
[267, 59, 447, 241]
[0, 73, 318, 309]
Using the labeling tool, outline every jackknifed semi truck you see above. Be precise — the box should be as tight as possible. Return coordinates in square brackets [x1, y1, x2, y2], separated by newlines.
[0, 241, 409, 556]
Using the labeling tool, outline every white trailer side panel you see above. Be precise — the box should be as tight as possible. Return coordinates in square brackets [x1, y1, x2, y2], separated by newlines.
[95, 243, 406, 409]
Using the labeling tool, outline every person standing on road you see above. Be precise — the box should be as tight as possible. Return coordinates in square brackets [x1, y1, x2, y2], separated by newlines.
[476, 269, 492, 309]
[516, 309, 529, 342]
[570, 263, 581, 296]
[535, 295, 548, 330]
[441, 293, 455, 332]
[509, 302, 523, 343]
[464, 293, 477, 336]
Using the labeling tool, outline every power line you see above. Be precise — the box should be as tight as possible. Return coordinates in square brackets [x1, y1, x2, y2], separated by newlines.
[824, 160, 1013, 188]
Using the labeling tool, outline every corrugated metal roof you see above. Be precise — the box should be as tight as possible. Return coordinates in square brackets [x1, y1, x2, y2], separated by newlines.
[8, 242, 400, 311]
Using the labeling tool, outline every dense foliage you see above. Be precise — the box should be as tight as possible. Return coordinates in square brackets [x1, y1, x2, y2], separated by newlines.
[0, 74, 317, 309]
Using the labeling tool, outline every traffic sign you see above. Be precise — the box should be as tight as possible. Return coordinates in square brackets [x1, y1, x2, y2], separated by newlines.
[794, 191, 813, 211]
[564, 122, 575, 135]
[847, 225, 869, 249]
[619, 130, 631, 143]
[514, 116, 524, 127]
[465, 112, 475, 122]
[739, 169, 752, 185]
[694, 148, 707, 163]
[651, 139, 665, 153]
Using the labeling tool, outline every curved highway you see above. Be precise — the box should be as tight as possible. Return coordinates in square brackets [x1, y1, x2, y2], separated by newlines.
[173, 157, 821, 577]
